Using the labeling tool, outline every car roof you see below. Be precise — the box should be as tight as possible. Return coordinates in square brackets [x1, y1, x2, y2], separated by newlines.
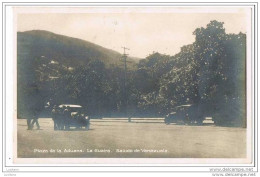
[58, 104, 82, 108]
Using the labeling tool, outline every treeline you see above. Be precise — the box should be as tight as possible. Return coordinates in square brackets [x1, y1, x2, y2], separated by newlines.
[17, 20, 246, 127]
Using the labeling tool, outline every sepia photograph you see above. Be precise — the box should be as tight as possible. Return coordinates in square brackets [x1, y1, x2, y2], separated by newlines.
[12, 5, 252, 163]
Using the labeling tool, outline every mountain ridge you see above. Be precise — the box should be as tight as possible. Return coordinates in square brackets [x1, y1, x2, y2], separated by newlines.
[17, 30, 139, 69]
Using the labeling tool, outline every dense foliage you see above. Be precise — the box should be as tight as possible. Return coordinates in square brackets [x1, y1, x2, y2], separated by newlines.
[17, 20, 246, 127]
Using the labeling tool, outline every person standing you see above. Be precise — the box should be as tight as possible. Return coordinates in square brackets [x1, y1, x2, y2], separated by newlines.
[26, 106, 33, 130]
[51, 105, 58, 130]
[31, 110, 40, 130]
[59, 106, 66, 130]
[26, 117, 32, 130]
[63, 107, 70, 130]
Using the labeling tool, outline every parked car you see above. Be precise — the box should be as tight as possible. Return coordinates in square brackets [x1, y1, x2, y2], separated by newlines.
[56, 104, 90, 130]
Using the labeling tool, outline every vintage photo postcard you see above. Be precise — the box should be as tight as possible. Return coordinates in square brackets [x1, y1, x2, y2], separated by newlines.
[6, 3, 255, 167]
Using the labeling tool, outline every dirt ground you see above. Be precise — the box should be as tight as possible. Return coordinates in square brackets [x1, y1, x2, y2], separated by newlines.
[17, 118, 246, 158]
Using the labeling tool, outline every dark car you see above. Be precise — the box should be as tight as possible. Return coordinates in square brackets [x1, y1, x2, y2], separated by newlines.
[57, 104, 90, 130]
[164, 104, 204, 125]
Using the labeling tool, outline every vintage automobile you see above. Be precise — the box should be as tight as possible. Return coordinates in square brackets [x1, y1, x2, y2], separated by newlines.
[164, 104, 204, 125]
[56, 104, 90, 130]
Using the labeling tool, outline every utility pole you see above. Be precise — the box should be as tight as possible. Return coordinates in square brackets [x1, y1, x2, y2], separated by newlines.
[121, 47, 130, 117]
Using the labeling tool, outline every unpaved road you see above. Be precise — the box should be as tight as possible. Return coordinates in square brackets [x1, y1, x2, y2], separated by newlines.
[17, 118, 246, 158]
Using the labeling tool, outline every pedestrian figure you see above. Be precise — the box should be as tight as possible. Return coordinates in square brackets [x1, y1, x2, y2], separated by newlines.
[51, 105, 58, 130]
[59, 106, 66, 130]
[56, 107, 62, 130]
[31, 110, 40, 130]
[26, 117, 32, 130]
[85, 116, 90, 130]
[26, 105, 33, 130]
[63, 107, 71, 130]
[75, 112, 81, 129]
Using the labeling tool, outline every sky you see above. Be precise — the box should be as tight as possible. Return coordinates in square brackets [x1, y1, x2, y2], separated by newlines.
[16, 7, 250, 58]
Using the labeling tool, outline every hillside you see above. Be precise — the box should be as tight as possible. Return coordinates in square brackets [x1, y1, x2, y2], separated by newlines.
[17, 30, 137, 69]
